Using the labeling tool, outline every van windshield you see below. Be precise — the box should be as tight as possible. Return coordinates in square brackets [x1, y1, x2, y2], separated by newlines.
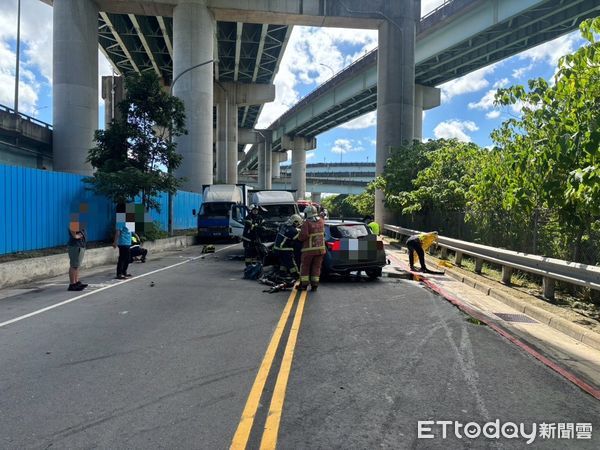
[261, 205, 296, 220]
[200, 202, 232, 217]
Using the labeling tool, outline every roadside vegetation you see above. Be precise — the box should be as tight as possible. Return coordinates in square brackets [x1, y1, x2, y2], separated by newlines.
[327, 18, 600, 307]
[85, 72, 187, 213]
[328, 18, 600, 266]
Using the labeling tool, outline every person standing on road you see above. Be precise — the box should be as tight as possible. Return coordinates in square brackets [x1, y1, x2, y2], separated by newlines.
[406, 231, 438, 272]
[274, 214, 303, 279]
[242, 205, 264, 266]
[67, 221, 88, 291]
[113, 221, 133, 279]
[297, 205, 326, 291]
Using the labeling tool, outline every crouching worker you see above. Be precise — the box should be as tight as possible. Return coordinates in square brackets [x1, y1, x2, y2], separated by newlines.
[129, 232, 148, 263]
[297, 206, 326, 291]
[274, 214, 303, 280]
[406, 231, 438, 272]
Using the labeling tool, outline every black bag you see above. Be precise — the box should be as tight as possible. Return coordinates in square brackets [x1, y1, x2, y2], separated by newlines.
[243, 263, 263, 280]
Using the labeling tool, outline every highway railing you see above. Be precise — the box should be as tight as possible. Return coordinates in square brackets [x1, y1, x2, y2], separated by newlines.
[384, 224, 600, 300]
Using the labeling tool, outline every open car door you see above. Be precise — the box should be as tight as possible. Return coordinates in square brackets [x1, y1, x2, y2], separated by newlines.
[230, 205, 248, 239]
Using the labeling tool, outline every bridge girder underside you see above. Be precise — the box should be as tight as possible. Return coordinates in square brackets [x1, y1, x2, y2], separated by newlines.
[271, 87, 377, 153]
[98, 13, 291, 152]
[416, 0, 600, 86]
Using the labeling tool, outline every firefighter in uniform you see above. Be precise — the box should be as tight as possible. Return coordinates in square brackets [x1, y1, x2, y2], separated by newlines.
[242, 205, 263, 266]
[274, 214, 303, 279]
[297, 205, 326, 291]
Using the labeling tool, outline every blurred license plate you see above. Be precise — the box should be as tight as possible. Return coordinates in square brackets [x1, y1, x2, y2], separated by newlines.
[343, 239, 377, 260]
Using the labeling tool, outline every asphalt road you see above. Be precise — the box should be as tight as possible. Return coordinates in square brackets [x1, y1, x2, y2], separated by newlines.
[0, 243, 599, 449]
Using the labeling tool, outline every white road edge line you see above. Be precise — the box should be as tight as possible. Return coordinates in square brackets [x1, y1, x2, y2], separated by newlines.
[0, 244, 239, 329]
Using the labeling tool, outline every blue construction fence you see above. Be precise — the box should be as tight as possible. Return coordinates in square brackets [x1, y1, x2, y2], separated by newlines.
[0, 164, 202, 255]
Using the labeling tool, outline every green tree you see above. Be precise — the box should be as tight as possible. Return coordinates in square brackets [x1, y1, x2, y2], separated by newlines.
[401, 140, 486, 214]
[344, 183, 376, 218]
[489, 17, 600, 260]
[378, 139, 440, 212]
[321, 194, 361, 218]
[85, 72, 187, 212]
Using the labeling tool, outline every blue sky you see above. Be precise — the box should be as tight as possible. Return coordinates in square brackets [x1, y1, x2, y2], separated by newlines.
[0, 0, 587, 165]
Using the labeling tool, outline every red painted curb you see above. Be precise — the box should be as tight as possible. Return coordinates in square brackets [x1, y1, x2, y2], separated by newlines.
[386, 250, 600, 401]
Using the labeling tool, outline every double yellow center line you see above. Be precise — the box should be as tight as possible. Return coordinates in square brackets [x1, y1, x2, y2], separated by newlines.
[230, 287, 308, 450]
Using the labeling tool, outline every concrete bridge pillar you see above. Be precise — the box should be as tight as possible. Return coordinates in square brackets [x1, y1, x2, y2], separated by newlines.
[291, 147, 306, 201]
[52, 0, 99, 175]
[414, 84, 441, 141]
[216, 90, 238, 184]
[173, 0, 214, 191]
[283, 135, 316, 200]
[271, 152, 281, 178]
[215, 82, 274, 184]
[311, 192, 322, 204]
[375, 1, 418, 226]
[257, 131, 272, 189]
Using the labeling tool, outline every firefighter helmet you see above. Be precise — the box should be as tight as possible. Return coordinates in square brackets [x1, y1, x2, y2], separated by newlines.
[304, 205, 318, 218]
[288, 214, 303, 227]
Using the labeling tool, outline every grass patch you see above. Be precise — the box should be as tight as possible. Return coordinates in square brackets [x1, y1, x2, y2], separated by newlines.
[466, 317, 486, 326]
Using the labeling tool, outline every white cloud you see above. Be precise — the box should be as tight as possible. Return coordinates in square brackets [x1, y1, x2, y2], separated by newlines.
[306, 151, 316, 160]
[493, 78, 510, 89]
[519, 31, 581, 67]
[468, 90, 497, 111]
[331, 138, 365, 154]
[0, 1, 115, 119]
[439, 64, 499, 103]
[256, 26, 377, 128]
[0, 0, 53, 83]
[434, 119, 478, 142]
[0, 41, 39, 115]
[468, 81, 510, 114]
[486, 110, 501, 119]
[338, 111, 376, 130]
[512, 64, 532, 79]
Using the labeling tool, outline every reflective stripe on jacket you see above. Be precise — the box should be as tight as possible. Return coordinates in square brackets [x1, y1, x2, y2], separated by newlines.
[298, 217, 325, 255]
[274, 223, 299, 251]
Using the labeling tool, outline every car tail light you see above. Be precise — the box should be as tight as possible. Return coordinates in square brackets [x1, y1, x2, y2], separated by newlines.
[326, 241, 341, 251]
[376, 240, 384, 250]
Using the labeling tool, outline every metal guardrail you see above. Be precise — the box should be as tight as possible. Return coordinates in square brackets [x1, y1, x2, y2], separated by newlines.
[384, 224, 600, 300]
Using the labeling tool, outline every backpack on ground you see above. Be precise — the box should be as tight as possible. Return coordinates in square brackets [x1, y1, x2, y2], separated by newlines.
[243, 263, 263, 280]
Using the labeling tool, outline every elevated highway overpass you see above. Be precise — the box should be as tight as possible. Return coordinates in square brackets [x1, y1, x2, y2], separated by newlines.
[240, 0, 600, 172]
[239, 162, 375, 195]
[13, 0, 598, 225]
